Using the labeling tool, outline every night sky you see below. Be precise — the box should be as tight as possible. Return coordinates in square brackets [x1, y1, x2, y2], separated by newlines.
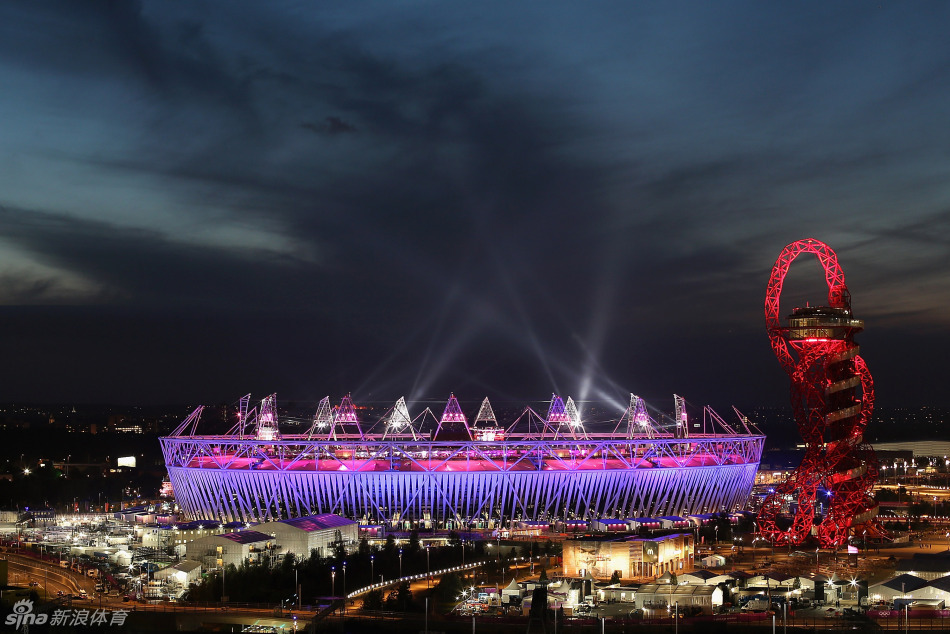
[2, 2, 949, 413]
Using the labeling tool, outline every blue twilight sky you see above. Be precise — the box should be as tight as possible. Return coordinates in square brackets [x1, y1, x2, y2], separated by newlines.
[1, 1, 949, 411]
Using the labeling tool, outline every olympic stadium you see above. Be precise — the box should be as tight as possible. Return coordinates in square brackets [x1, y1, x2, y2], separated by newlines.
[161, 393, 764, 527]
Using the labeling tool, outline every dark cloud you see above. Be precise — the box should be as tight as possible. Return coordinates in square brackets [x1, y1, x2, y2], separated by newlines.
[0, 2, 948, 408]
[301, 117, 358, 136]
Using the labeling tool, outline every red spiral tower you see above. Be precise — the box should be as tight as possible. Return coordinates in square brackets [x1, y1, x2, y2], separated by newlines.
[757, 238, 885, 548]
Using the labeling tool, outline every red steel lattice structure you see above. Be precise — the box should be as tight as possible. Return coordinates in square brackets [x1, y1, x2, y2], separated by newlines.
[758, 238, 884, 547]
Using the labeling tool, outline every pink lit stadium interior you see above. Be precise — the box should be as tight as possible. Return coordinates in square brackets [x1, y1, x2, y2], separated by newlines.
[161, 393, 764, 528]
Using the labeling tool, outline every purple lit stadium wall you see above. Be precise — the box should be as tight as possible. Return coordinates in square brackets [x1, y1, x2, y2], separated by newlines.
[161, 435, 763, 526]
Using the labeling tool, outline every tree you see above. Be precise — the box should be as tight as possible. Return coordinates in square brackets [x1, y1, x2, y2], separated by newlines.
[332, 530, 346, 560]
[875, 488, 898, 502]
[384, 581, 415, 612]
[714, 512, 733, 542]
[434, 572, 464, 603]
[281, 553, 297, 575]
[395, 581, 414, 610]
[539, 567, 548, 582]
[610, 570, 621, 584]
[362, 588, 384, 611]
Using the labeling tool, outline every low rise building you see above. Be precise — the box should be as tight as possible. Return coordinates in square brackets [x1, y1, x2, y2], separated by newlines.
[686, 513, 718, 526]
[513, 521, 550, 537]
[257, 514, 357, 560]
[555, 519, 588, 533]
[635, 582, 723, 613]
[562, 533, 694, 579]
[680, 569, 720, 585]
[625, 518, 663, 531]
[699, 554, 726, 568]
[141, 520, 244, 550]
[591, 519, 628, 533]
[896, 553, 950, 581]
[185, 530, 276, 568]
[655, 516, 691, 529]
[920, 576, 950, 603]
[869, 574, 929, 603]
[601, 584, 641, 603]
[153, 560, 202, 587]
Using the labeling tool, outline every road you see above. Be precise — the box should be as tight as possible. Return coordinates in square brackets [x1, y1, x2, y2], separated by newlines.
[3, 553, 92, 598]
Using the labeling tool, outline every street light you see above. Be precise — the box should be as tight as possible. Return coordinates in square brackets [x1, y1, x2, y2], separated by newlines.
[331, 566, 336, 600]
[426, 545, 431, 588]
[497, 536, 502, 586]
[342, 561, 347, 614]
[370, 555, 375, 584]
[399, 548, 403, 579]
